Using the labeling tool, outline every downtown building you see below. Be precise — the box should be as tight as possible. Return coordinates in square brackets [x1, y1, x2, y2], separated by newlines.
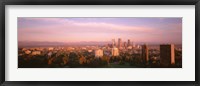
[112, 39, 116, 48]
[160, 44, 175, 66]
[127, 39, 131, 47]
[118, 38, 123, 49]
[142, 44, 149, 65]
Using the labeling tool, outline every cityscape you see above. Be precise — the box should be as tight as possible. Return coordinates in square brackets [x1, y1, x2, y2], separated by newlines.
[18, 17, 182, 68]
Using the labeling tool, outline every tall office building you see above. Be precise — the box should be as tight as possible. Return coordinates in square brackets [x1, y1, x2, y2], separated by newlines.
[160, 44, 175, 66]
[128, 39, 131, 47]
[132, 42, 135, 48]
[111, 47, 119, 56]
[112, 39, 116, 47]
[118, 38, 122, 49]
[142, 44, 149, 65]
[124, 42, 127, 49]
[95, 49, 103, 58]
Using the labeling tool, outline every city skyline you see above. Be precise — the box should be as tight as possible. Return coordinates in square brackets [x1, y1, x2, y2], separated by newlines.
[18, 17, 182, 44]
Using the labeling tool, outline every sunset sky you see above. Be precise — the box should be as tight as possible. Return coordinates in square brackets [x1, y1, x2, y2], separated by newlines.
[18, 17, 182, 44]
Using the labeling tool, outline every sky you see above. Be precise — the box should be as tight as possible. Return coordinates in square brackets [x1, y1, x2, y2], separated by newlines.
[18, 17, 182, 44]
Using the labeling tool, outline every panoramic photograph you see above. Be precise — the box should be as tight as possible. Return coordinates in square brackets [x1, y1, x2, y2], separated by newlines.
[18, 17, 182, 68]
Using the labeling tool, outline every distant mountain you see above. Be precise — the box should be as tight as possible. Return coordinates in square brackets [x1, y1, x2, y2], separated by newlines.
[18, 41, 110, 48]
[18, 41, 182, 48]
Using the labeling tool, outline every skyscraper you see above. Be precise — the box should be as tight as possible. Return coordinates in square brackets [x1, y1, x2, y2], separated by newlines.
[124, 42, 127, 49]
[111, 47, 119, 56]
[112, 39, 116, 48]
[160, 44, 175, 66]
[128, 39, 131, 47]
[142, 44, 149, 65]
[118, 38, 122, 49]
[132, 41, 135, 48]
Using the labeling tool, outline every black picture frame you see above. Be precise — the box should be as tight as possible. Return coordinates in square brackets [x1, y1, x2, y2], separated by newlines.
[0, 0, 199, 86]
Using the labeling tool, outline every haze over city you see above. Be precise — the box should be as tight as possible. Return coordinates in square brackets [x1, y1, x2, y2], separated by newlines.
[18, 17, 182, 46]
